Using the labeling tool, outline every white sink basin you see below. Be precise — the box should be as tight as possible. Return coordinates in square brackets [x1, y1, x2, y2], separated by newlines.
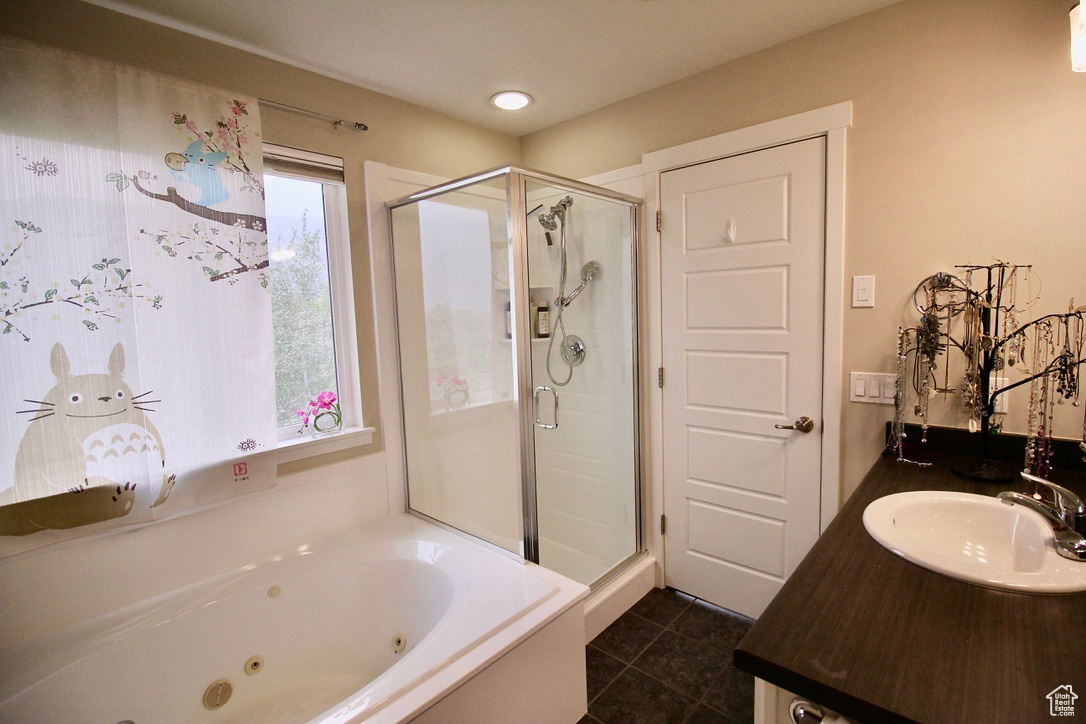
[863, 491, 1086, 594]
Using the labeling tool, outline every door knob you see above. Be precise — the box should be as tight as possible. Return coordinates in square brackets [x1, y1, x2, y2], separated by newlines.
[775, 416, 815, 433]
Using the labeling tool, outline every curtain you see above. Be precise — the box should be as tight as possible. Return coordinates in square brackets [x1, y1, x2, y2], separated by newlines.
[0, 37, 276, 553]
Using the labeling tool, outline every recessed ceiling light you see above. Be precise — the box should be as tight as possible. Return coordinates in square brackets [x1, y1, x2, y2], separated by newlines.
[490, 91, 533, 111]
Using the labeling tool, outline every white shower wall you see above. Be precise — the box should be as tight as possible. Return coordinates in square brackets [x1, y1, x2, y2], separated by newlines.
[533, 192, 637, 584]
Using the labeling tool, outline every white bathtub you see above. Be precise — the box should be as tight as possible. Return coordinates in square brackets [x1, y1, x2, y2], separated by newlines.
[0, 514, 589, 723]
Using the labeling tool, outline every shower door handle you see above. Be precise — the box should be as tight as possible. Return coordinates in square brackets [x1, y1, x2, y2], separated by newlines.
[533, 386, 558, 430]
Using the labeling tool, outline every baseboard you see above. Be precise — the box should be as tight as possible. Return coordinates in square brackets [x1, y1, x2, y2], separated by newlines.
[583, 554, 656, 642]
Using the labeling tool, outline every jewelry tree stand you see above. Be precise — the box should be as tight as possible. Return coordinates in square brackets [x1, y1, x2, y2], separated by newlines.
[890, 263, 1085, 481]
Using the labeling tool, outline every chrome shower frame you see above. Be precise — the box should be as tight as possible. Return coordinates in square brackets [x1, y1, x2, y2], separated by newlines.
[387, 165, 644, 582]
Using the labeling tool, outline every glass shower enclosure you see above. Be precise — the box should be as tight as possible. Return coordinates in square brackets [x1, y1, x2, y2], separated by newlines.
[388, 167, 641, 587]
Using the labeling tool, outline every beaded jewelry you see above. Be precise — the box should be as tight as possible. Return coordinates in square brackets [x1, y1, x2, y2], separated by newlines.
[891, 328, 909, 459]
[1026, 320, 1053, 475]
[889, 326, 932, 467]
[1055, 306, 1082, 401]
[899, 263, 1082, 478]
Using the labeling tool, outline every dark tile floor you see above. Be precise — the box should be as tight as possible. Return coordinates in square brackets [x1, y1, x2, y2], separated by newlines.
[579, 587, 755, 724]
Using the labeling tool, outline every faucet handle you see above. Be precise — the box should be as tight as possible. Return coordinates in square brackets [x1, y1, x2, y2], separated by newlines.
[1021, 471, 1086, 533]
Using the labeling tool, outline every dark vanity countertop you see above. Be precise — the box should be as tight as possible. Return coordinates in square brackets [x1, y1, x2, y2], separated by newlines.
[734, 452, 1086, 723]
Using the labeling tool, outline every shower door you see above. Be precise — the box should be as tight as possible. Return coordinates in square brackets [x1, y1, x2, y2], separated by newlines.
[523, 179, 640, 586]
[388, 167, 640, 587]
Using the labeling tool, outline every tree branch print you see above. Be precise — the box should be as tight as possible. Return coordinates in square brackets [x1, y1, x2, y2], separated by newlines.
[1, 220, 39, 268]
[2, 224, 162, 343]
[109, 173, 266, 232]
[140, 222, 269, 285]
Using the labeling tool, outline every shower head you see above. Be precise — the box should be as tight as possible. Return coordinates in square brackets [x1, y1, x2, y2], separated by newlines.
[537, 195, 573, 231]
[581, 261, 600, 283]
[527, 202, 555, 230]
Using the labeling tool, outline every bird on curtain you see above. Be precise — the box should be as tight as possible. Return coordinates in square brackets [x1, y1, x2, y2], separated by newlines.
[164, 139, 230, 208]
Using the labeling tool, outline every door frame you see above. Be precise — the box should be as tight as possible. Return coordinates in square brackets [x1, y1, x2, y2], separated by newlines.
[639, 102, 851, 578]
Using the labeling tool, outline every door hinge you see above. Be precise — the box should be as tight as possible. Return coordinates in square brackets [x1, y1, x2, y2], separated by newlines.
[656, 210, 662, 232]
[658, 367, 664, 388]
[660, 514, 667, 535]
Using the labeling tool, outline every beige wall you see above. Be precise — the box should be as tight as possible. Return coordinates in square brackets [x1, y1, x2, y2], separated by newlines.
[523, 0, 1086, 499]
[0, 0, 522, 472]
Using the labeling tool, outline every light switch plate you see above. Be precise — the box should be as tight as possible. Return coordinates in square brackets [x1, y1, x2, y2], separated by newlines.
[849, 372, 896, 405]
[852, 275, 875, 308]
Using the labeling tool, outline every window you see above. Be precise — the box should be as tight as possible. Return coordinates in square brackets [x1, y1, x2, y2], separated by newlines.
[416, 199, 498, 411]
[262, 144, 364, 456]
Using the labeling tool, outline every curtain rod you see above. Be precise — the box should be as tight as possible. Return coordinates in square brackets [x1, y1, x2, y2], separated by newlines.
[258, 99, 369, 132]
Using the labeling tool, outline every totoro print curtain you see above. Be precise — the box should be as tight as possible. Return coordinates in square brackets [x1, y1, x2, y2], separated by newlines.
[0, 37, 277, 553]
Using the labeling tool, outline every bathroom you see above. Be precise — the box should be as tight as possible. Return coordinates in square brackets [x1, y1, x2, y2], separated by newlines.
[1, 0, 1084, 722]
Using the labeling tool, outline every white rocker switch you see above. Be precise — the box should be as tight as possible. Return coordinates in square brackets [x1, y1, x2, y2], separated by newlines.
[852, 275, 875, 308]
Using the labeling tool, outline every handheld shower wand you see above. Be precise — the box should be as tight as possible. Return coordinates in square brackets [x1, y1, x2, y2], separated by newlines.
[534, 196, 601, 387]
[556, 261, 600, 309]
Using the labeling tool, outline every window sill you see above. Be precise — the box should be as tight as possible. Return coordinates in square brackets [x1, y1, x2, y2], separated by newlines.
[276, 426, 374, 464]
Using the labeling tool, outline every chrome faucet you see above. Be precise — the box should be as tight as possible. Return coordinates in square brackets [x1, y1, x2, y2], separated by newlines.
[998, 471, 1086, 561]
[1020, 471, 1086, 536]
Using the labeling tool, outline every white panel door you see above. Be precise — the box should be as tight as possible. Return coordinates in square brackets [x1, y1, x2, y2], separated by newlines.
[661, 137, 826, 618]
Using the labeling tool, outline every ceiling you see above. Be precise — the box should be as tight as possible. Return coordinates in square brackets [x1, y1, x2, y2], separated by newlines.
[86, 0, 901, 136]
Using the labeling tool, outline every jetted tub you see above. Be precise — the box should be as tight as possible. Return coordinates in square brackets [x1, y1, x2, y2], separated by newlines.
[0, 515, 589, 723]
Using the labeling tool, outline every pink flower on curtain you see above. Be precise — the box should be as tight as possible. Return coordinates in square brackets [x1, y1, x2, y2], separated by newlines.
[170, 106, 262, 195]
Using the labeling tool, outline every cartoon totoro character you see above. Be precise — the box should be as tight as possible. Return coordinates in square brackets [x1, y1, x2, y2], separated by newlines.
[164, 139, 230, 207]
[1, 342, 175, 536]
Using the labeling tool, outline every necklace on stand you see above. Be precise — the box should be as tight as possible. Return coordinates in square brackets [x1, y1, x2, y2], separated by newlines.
[900, 263, 1081, 477]
[962, 290, 984, 433]
[1026, 321, 1055, 476]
